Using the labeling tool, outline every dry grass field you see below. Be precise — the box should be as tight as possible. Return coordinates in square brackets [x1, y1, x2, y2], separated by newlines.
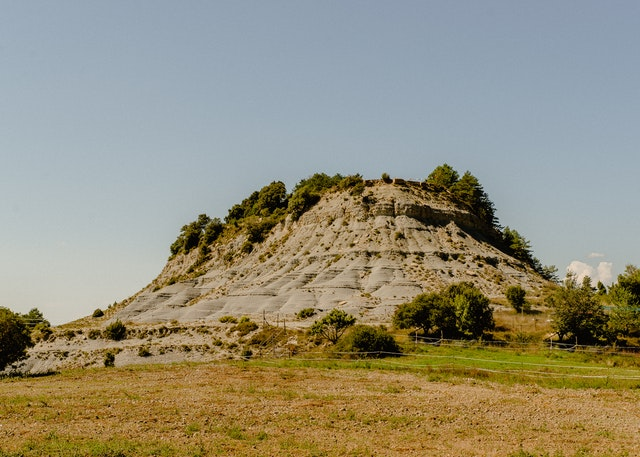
[2, 359, 640, 457]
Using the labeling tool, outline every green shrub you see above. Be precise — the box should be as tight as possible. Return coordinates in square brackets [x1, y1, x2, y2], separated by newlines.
[104, 320, 127, 341]
[31, 323, 53, 343]
[240, 241, 254, 254]
[231, 319, 259, 337]
[338, 174, 365, 195]
[138, 346, 152, 357]
[248, 327, 288, 346]
[87, 329, 102, 340]
[297, 308, 316, 319]
[333, 325, 401, 358]
[103, 352, 116, 367]
[245, 217, 277, 243]
[381, 172, 391, 183]
[219, 315, 238, 324]
[92, 308, 104, 318]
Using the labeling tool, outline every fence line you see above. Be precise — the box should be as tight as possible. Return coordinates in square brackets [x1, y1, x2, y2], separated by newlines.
[253, 350, 640, 382]
[406, 334, 640, 354]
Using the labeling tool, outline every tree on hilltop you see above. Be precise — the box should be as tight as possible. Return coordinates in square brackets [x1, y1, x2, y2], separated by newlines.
[426, 163, 459, 189]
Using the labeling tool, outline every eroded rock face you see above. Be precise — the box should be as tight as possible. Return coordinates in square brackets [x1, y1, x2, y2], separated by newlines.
[113, 181, 547, 324]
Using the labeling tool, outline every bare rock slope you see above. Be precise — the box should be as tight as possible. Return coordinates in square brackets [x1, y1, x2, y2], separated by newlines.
[114, 180, 548, 324]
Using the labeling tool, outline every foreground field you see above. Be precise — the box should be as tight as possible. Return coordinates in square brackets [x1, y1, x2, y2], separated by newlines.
[2, 358, 640, 457]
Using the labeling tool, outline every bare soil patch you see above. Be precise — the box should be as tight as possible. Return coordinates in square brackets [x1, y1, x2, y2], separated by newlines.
[1, 362, 639, 456]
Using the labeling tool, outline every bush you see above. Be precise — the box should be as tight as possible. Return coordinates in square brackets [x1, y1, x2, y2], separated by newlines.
[138, 346, 152, 357]
[104, 352, 116, 367]
[296, 308, 316, 320]
[245, 217, 278, 243]
[231, 319, 259, 337]
[339, 174, 365, 195]
[31, 322, 53, 343]
[88, 329, 102, 340]
[104, 320, 127, 341]
[219, 315, 238, 324]
[248, 327, 288, 346]
[381, 172, 391, 183]
[92, 308, 104, 318]
[334, 325, 401, 358]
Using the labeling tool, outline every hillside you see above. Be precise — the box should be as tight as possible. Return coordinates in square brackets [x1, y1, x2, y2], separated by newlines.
[16, 171, 557, 373]
[112, 176, 550, 325]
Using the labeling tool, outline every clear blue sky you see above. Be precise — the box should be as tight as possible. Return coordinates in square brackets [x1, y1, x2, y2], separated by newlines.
[2, 1, 639, 324]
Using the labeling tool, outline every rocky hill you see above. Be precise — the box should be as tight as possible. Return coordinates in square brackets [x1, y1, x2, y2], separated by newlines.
[17, 172, 555, 373]
[112, 177, 549, 325]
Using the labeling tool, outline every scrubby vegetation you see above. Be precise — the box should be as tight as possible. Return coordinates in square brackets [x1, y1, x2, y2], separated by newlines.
[333, 324, 401, 358]
[104, 320, 127, 341]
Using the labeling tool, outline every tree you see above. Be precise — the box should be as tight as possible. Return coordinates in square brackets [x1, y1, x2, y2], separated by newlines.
[607, 265, 640, 337]
[170, 214, 212, 256]
[444, 282, 494, 339]
[20, 307, 50, 328]
[426, 163, 459, 189]
[502, 227, 532, 262]
[392, 293, 438, 334]
[394, 283, 493, 339]
[0, 307, 34, 370]
[202, 218, 224, 245]
[310, 309, 356, 344]
[255, 181, 287, 216]
[505, 285, 528, 313]
[393, 292, 456, 337]
[547, 274, 608, 344]
[333, 325, 401, 358]
[450, 171, 497, 227]
[288, 188, 320, 221]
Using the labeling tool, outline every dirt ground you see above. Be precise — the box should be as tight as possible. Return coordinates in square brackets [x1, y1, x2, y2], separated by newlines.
[1, 363, 639, 456]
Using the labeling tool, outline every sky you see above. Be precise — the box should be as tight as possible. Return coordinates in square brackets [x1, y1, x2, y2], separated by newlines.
[1, 1, 639, 324]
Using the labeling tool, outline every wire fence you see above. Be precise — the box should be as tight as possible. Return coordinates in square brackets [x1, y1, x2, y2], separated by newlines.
[405, 334, 640, 355]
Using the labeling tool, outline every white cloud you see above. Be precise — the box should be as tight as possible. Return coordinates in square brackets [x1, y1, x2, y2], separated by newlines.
[596, 262, 613, 285]
[588, 252, 605, 259]
[566, 260, 614, 285]
[567, 261, 593, 282]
